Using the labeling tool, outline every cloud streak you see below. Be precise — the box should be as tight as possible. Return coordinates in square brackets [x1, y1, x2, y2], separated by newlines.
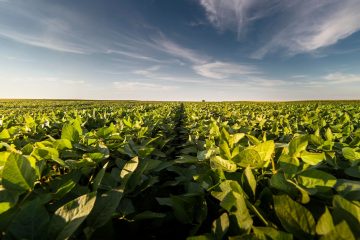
[133, 65, 161, 77]
[148, 35, 259, 80]
[199, 0, 275, 38]
[113, 81, 176, 92]
[323, 72, 360, 84]
[193, 61, 258, 79]
[152, 36, 209, 64]
[105, 49, 164, 63]
[198, 0, 360, 58]
[0, 29, 88, 54]
[0, 1, 96, 54]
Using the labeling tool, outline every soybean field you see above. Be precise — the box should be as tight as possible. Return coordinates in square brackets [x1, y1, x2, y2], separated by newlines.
[0, 100, 359, 240]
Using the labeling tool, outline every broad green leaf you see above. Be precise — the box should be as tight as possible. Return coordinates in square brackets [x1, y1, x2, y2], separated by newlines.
[0, 142, 20, 153]
[221, 128, 230, 142]
[220, 141, 232, 160]
[212, 213, 229, 240]
[96, 123, 116, 138]
[197, 149, 215, 161]
[92, 161, 109, 191]
[139, 146, 156, 158]
[133, 211, 166, 220]
[54, 139, 72, 150]
[288, 136, 308, 157]
[53, 180, 77, 200]
[273, 194, 316, 238]
[123, 118, 132, 128]
[7, 198, 50, 240]
[300, 151, 325, 165]
[325, 128, 333, 141]
[85, 157, 139, 236]
[83, 144, 109, 162]
[119, 156, 141, 192]
[0, 201, 12, 215]
[210, 156, 237, 172]
[221, 191, 253, 233]
[332, 195, 360, 236]
[309, 134, 324, 147]
[73, 118, 83, 135]
[24, 115, 35, 128]
[0, 151, 11, 176]
[220, 191, 238, 212]
[297, 169, 337, 189]
[49, 192, 97, 240]
[279, 154, 300, 177]
[211, 180, 245, 202]
[234, 149, 263, 168]
[253, 226, 293, 240]
[32, 147, 64, 166]
[319, 221, 355, 240]
[342, 147, 360, 164]
[2, 153, 36, 193]
[344, 166, 360, 178]
[316, 207, 334, 235]
[85, 190, 123, 235]
[65, 158, 96, 170]
[232, 192, 253, 233]
[229, 133, 245, 148]
[61, 123, 81, 142]
[118, 198, 135, 217]
[335, 179, 360, 200]
[250, 140, 275, 162]
[21, 143, 34, 155]
[286, 179, 311, 204]
[246, 134, 261, 145]
[243, 167, 256, 197]
[270, 172, 298, 198]
[209, 121, 220, 137]
[0, 188, 19, 214]
[231, 146, 241, 158]
[120, 156, 139, 180]
[0, 129, 10, 140]
[175, 155, 198, 164]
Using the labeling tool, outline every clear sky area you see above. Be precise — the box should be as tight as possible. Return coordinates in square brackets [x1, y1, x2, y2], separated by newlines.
[1, 0, 360, 101]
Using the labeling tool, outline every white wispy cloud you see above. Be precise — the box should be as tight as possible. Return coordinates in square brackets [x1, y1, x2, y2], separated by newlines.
[247, 77, 288, 87]
[0, 2, 94, 54]
[113, 81, 176, 92]
[7, 75, 89, 86]
[3, 55, 34, 62]
[323, 72, 360, 84]
[193, 61, 258, 79]
[0, 29, 88, 54]
[105, 49, 163, 62]
[199, 0, 272, 38]
[131, 65, 206, 84]
[133, 65, 161, 76]
[152, 36, 209, 64]
[0, 2, 170, 59]
[291, 75, 307, 79]
[198, 0, 360, 58]
[148, 35, 260, 80]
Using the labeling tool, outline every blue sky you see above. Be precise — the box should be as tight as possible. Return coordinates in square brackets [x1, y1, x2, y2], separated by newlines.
[1, 0, 360, 101]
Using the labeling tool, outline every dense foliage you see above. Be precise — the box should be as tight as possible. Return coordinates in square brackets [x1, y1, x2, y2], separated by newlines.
[0, 100, 359, 240]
